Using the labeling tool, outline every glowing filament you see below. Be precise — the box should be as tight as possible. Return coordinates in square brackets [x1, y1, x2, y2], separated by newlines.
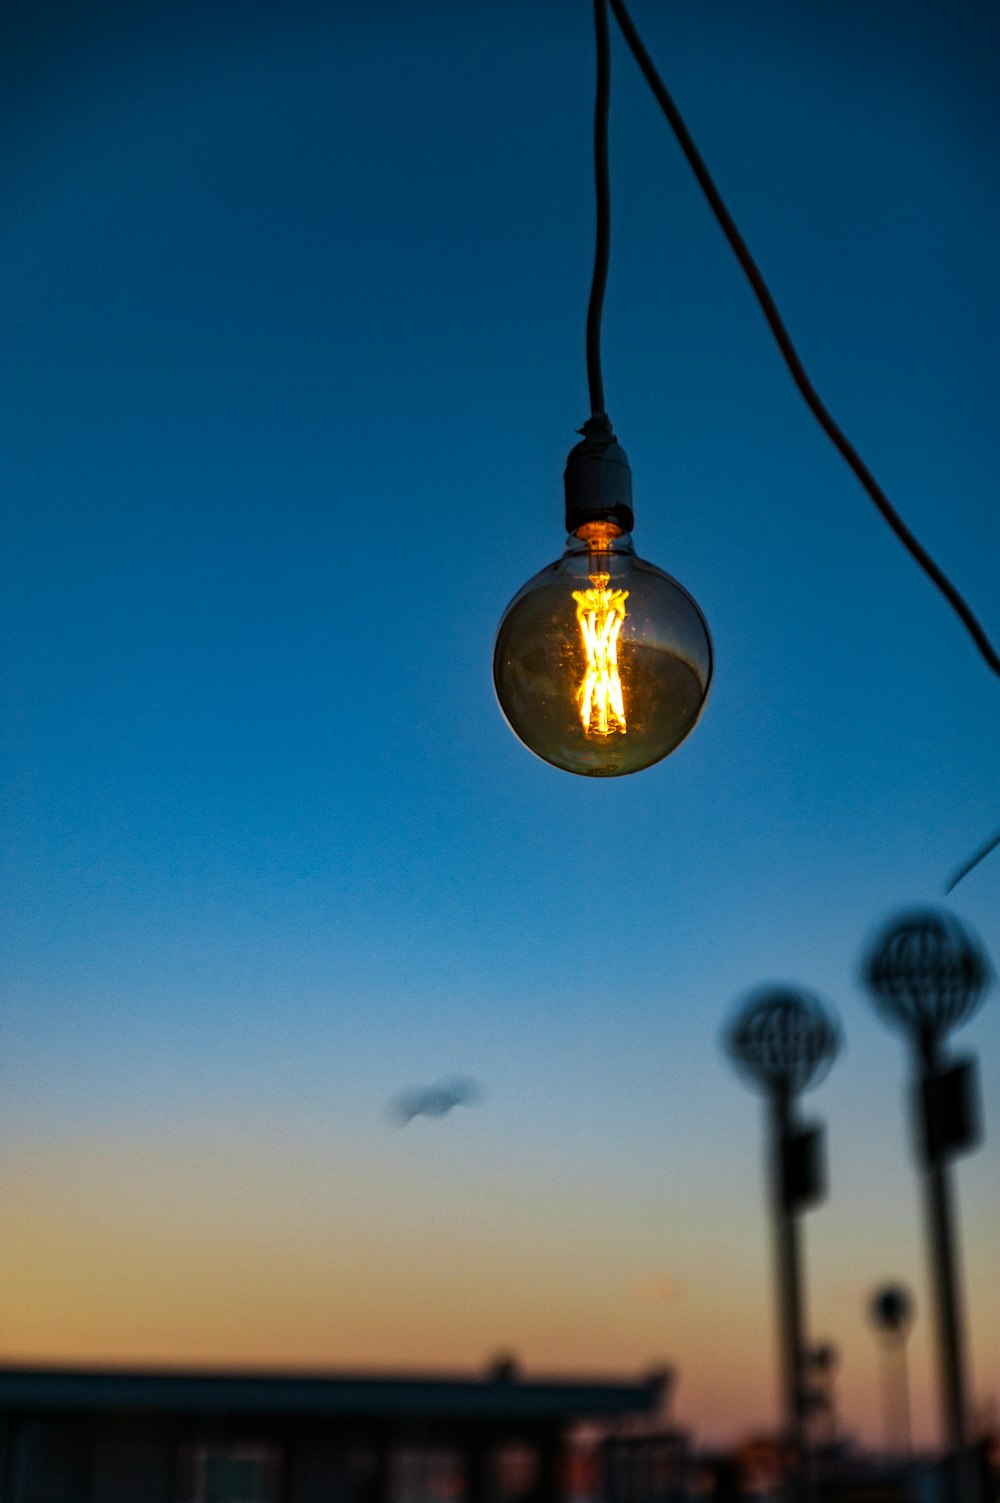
[572, 576, 628, 736]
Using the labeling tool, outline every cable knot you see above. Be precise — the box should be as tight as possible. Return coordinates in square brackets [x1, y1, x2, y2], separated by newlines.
[578, 413, 617, 447]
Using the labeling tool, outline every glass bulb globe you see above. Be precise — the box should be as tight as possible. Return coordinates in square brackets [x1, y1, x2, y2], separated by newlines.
[494, 524, 712, 776]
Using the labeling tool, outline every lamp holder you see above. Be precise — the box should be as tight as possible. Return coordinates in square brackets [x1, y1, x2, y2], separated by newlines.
[564, 415, 634, 535]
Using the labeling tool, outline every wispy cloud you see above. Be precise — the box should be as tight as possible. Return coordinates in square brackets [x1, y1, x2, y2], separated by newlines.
[389, 1077, 483, 1126]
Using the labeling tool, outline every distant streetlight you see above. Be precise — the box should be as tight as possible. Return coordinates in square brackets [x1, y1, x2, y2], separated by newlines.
[725, 986, 840, 1484]
[862, 910, 992, 1502]
[804, 1342, 840, 1453]
[869, 1284, 915, 1458]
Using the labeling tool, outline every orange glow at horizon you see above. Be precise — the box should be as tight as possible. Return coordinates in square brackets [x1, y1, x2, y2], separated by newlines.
[2, 1129, 998, 1453]
[572, 576, 628, 736]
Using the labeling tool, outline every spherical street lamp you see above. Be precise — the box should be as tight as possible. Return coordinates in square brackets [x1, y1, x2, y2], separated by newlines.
[864, 911, 990, 1059]
[726, 986, 840, 1100]
[869, 1284, 916, 1459]
[724, 986, 840, 1481]
[861, 909, 993, 1483]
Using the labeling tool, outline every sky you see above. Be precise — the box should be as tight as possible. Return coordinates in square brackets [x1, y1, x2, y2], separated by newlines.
[2, 0, 998, 1455]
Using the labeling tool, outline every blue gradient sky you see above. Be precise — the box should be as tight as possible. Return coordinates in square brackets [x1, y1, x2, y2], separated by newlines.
[2, 0, 998, 1450]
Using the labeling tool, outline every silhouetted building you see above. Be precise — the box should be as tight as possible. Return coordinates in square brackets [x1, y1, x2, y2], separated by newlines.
[600, 1432, 689, 1503]
[0, 1363, 670, 1503]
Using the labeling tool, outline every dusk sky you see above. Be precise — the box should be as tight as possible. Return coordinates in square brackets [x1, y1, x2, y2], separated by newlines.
[2, 0, 998, 1453]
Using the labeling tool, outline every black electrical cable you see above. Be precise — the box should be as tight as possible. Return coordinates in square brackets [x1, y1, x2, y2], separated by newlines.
[586, 0, 612, 421]
[598, 0, 1000, 679]
[945, 826, 1000, 894]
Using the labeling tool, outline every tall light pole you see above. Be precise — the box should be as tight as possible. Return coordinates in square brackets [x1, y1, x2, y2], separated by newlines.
[725, 987, 840, 1486]
[862, 910, 992, 1503]
[869, 1284, 915, 1459]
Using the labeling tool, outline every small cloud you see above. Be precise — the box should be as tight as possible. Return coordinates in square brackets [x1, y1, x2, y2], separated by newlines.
[637, 1272, 688, 1306]
[389, 1076, 483, 1126]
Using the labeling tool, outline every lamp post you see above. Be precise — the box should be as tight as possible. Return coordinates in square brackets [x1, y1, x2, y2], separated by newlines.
[725, 987, 840, 1487]
[862, 910, 992, 1502]
[805, 1342, 839, 1454]
[869, 1284, 915, 1459]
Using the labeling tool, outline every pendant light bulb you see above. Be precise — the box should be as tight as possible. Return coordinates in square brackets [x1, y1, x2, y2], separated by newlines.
[493, 421, 712, 777]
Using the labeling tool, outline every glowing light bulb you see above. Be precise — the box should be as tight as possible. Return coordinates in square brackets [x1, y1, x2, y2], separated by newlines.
[573, 566, 628, 736]
[493, 422, 712, 777]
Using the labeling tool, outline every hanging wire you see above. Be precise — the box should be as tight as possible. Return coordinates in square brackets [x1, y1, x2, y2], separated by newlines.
[601, 0, 1000, 680]
[945, 827, 1000, 894]
[586, 0, 612, 422]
